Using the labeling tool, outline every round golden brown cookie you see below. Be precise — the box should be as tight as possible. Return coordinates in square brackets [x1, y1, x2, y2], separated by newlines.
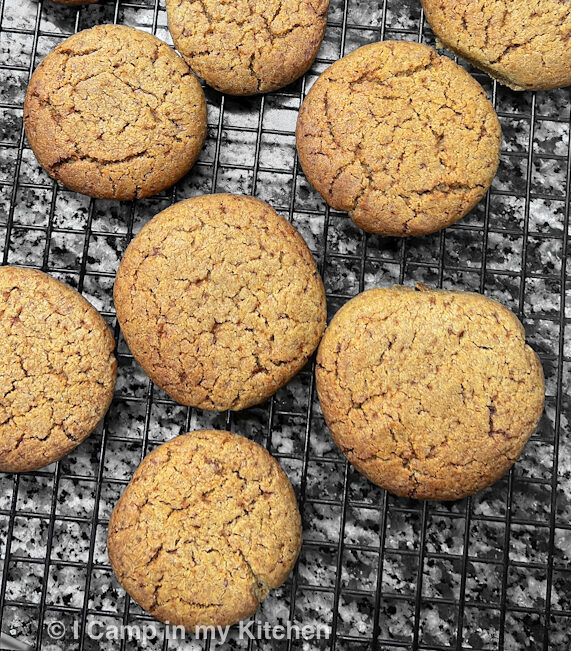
[114, 194, 326, 411]
[0, 267, 117, 473]
[24, 24, 206, 200]
[296, 41, 501, 237]
[108, 430, 302, 628]
[316, 285, 545, 501]
[421, 0, 571, 91]
[166, 0, 330, 95]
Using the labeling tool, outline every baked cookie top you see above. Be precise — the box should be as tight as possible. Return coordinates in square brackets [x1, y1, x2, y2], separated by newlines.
[296, 41, 501, 237]
[24, 24, 206, 200]
[114, 194, 326, 411]
[316, 286, 545, 501]
[422, 0, 571, 91]
[166, 0, 330, 95]
[108, 430, 302, 628]
[0, 267, 117, 472]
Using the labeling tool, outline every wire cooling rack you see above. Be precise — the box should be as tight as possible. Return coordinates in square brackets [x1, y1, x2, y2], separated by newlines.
[0, 0, 570, 649]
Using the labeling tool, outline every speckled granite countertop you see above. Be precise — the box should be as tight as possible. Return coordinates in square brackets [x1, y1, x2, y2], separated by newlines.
[0, 0, 570, 650]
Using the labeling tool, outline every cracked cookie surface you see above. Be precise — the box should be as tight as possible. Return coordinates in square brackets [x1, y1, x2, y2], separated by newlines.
[166, 0, 330, 95]
[0, 267, 117, 472]
[422, 0, 571, 91]
[296, 41, 501, 237]
[24, 24, 206, 200]
[108, 430, 302, 628]
[114, 194, 326, 411]
[315, 285, 545, 501]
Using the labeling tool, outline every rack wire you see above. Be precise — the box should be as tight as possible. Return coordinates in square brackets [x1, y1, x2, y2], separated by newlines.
[0, 0, 570, 649]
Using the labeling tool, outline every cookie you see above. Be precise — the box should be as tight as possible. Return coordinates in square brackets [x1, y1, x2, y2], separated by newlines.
[0, 267, 117, 473]
[24, 25, 206, 200]
[108, 430, 302, 628]
[114, 194, 326, 411]
[166, 0, 330, 95]
[296, 41, 501, 237]
[422, 0, 571, 91]
[316, 285, 545, 501]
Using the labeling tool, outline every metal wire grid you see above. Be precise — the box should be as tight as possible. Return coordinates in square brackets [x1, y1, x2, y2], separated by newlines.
[0, 0, 570, 649]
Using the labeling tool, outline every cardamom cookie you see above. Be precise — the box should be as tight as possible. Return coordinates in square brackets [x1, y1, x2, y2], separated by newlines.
[166, 0, 330, 95]
[422, 0, 571, 91]
[0, 267, 117, 472]
[316, 285, 545, 501]
[296, 41, 501, 237]
[108, 430, 302, 628]
[114, 194, 326, 411]
[24, 25, 206, 200]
